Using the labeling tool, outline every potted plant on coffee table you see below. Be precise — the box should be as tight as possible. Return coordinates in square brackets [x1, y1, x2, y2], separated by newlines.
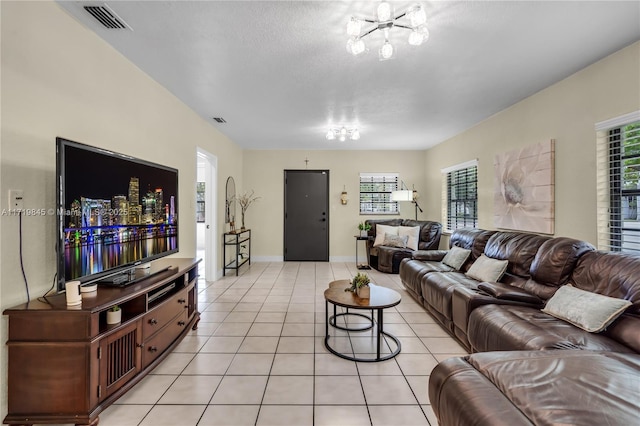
[345, 272, 371, 298]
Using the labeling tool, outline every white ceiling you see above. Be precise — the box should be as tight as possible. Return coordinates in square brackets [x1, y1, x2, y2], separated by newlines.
[56, 1, 640, 151]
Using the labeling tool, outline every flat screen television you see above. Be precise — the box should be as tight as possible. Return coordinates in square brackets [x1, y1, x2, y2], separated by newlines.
[56, 137, 178, 291]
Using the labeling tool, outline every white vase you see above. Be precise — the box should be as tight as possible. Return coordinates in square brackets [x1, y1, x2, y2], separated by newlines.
[356, 285, 370, 299]
[360, 230, 368, 237]
[106, 309, 122, 325]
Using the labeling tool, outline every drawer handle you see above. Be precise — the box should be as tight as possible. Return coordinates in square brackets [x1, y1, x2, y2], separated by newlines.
[148, 318, 158, 325]
[178, 321, 186, 326]
[148, 346, 158, 353]
[136, 343, 144, 348]
[178, 298, 186, 304]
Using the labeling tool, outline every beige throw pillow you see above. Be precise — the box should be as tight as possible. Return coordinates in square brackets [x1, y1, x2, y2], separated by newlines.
[466, 255, 508, 282]
[542, 285, 632, 333]
[442, 246, 472, 270]
[373, 225, 399, 247]
[398, 226, 420, 251]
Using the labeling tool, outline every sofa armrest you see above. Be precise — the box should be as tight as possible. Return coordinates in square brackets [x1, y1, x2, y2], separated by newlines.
[412, 250, 447, 261]
[477, 282, 543, 305]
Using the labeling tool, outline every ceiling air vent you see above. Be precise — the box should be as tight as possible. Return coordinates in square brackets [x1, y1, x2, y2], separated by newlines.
[84, 5, 131, 30]
[212, 117, 227, 123]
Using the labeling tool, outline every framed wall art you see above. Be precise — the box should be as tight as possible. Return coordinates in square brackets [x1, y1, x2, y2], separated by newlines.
[494, 140, 555, 234]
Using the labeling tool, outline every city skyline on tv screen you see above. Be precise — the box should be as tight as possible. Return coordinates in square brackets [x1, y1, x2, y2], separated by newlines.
[63, 144, 178, 227]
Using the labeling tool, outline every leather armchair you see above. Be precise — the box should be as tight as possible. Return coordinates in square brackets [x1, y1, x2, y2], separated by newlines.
[364, 219, 442, 273]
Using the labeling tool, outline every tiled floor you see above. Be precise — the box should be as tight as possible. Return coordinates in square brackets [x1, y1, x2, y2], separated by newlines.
[69, 262, 470, 426]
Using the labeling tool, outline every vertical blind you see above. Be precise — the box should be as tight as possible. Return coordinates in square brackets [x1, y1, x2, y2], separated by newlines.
[446, 165, 478, 230]
[359, 173, 399, 214]
[608, 120, 640, 253]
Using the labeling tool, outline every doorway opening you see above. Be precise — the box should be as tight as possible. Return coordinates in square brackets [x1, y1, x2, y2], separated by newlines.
[197, 148, 217, 281]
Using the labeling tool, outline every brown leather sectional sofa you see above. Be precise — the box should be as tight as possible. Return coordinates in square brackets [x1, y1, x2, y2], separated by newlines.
[399, 228, 640, 426]
[364, 219, 441, 273]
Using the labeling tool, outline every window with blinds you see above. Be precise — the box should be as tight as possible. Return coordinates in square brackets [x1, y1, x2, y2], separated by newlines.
[608, 120, 640, 254]
[359, 173, 399, 214]
[446, 164, 478, 230]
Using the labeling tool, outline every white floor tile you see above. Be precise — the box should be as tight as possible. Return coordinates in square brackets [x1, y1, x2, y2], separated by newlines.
[210, 376, 269, 404]
[199, 404, 260, 425]
[369, 405, 430, 426]
[314, 405, 371, 426]
[106, 262, 472, 426]
[256, 405, 313, 426]
[138, 404, 206, 426]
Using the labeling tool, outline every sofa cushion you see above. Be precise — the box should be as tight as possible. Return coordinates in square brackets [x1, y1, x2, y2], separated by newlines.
[466, 255, 508, 283]
[467, 305, 635, 353]
[373, 224, 398, 247]
[484, 231, 551, 278]
[382, 234, 408, 248]
[429, 350, 640, 426]
[570, 250, 640, 351]
[530, 237, 594, 287]
[570, 251, 640, 312]
[477, 282, 543, 305]
[542, 285, 631, 333]
[422, 272, 481, 323]
[442, 246, 471, 270]
[398, 225, 420, 251]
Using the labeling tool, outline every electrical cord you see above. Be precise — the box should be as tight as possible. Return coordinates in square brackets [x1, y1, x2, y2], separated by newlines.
[19, 211, 30, 302]
[38, 273, 57, 305]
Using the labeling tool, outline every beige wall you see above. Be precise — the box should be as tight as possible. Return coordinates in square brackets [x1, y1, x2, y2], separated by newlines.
[424, 41, 640, 245]
[1, 0, 639, 421]
[0, 1, 243, 418]
[242, 150, 428, 259]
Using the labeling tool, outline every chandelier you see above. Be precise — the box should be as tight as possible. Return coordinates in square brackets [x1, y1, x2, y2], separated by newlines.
[346, 2, 428, 60]
[326, 127, 360, 141]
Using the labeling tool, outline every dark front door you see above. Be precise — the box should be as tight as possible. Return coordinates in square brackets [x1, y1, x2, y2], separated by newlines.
[284, 170, 329, 261]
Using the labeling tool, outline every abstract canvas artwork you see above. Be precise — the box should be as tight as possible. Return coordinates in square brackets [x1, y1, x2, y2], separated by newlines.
[494, 140, 555, 234]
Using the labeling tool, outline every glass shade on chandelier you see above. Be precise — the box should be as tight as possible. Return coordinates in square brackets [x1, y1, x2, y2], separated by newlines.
[346, 2, 429, 60]
[326, 127, 360, 142]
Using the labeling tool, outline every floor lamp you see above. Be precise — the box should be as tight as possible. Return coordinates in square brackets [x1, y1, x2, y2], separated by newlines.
[391, 184, 423, 220]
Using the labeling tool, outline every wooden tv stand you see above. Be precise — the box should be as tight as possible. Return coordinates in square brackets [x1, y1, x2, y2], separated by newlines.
[3, 258, 200, 426]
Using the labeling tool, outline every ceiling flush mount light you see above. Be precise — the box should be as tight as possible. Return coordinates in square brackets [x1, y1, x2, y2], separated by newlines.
[326, 127, 360, 142]
[346, 2, 429, 60]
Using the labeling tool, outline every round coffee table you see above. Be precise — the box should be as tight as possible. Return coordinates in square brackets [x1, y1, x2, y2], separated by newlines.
[324, 279, 402, 362]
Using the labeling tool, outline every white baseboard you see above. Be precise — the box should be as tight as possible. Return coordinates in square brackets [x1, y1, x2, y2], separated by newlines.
[329, 256, 356, 263]
[252, 256, 285, 262]
[249, 256, 358, 263]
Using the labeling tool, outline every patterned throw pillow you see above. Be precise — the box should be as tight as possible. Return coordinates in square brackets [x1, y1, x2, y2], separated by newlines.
[382, 234, 409, 248]
[441, 246, 472, 270]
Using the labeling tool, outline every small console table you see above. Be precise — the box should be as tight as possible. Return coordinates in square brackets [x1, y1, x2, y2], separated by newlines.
[223, 228, 251, 276]
[355, 235, 371, 270]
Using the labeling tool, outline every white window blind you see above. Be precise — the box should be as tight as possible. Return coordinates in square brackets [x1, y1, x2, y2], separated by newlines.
[596, 114, 640, 253]
[359, 173, 399, 215]
[441, 160, 478, 231]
